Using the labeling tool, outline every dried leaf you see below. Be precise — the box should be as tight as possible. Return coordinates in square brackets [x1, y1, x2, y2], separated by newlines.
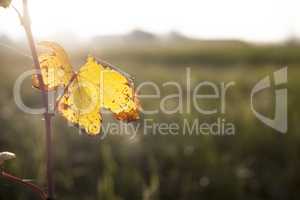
[57, 56, 139, 135]
[33, 42, 139, 135]
[32, 41, 73, 90]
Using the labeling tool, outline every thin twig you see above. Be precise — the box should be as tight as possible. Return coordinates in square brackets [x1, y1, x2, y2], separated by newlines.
[11, 5, 23, 24]
[0, 171, 47, 200]
[21, 0, 55, 199]
[54, 72, 77, 112]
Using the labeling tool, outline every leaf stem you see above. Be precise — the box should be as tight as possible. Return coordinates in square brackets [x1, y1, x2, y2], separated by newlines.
[21, 0, 55, 199]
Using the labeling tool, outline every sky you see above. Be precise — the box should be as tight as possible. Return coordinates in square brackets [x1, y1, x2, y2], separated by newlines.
[0, 0, 299, 42]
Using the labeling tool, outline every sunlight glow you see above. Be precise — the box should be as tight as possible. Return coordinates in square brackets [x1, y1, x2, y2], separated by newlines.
[0, 0, 299, 42]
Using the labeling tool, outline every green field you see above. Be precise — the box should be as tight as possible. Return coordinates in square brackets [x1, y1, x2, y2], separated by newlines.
[0, 38, 299, 200]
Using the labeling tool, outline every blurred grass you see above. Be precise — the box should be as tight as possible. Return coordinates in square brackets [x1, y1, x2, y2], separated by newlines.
[90, 40, 300, 66]
[0, 39, 300, 200]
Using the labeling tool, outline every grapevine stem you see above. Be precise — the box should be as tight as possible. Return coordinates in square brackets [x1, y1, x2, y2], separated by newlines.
[0, 171, 47, 200]
[21, 0, 55, 199]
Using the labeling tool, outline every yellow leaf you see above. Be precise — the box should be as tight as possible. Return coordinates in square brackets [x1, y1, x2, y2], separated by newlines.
[33, 42, 139, 135]
[32, 41, 73, 90]
[114, 92, 140, 121]
[57, 56, 139, 135]
[58, 76, 102, 135]
[99, 67, 139, 122]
